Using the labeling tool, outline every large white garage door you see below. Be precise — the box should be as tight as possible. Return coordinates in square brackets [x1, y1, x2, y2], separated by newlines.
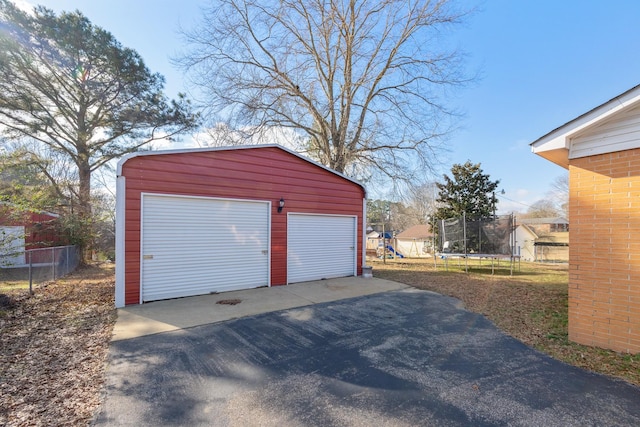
[141, 194, 270, 302]
[287, 213, 356, 283]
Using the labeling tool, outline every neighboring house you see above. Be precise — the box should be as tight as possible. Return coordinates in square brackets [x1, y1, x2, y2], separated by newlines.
[531, 84, 640, 354]
[365, 230, 380, 255]
[366, 230, 380, 249]
[0, 205, 64, 266]
[519, 217, 569, 233]
[515, 218, 569, 262]
[115, 145, 366, 308]
[365, 230, 399, 258]
[395, 224, 434, 257]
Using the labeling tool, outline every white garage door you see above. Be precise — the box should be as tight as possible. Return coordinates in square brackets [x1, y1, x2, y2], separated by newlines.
[141, 194, 270, 302]
[0, 226, 25, 266]
[287, 213, 356, 283]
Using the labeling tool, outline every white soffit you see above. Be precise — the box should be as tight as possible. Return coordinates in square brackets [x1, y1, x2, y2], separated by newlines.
[531, 84, 640, 165]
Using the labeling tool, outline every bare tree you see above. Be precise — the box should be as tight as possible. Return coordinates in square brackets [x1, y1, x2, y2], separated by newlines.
[178, 0, 471, 182]
[404, 182, 439, 224]
[525, 199, 561, 219]
[550, 173, 569, 217]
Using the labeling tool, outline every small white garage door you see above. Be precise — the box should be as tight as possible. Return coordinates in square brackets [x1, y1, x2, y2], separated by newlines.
[141, 194, 270, 302]
[287, 213, 356, 283]
[0, 226, 25, 266]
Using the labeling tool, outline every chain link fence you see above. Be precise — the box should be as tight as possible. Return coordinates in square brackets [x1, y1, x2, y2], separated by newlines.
[0, 246, 79, 293]
[438, 213, 515, 256]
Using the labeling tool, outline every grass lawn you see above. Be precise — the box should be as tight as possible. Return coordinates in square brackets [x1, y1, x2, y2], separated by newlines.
[371, 257, 640, 386]
[0, 280, 29, 293]
[0, 269, 31, 293]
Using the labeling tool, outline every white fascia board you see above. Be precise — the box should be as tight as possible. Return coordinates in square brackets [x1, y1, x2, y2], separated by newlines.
[531, 133, 569, 154]
[362, 197, 367, 268]
[531, 84, 640, 155]
[114, 174, 126, 308]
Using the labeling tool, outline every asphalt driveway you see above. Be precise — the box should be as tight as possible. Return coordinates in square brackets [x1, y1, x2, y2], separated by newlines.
[94, 288, 640, 426]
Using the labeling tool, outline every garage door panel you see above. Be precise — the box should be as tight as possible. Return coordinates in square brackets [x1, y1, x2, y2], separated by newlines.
[141, 194, 269, 302]
[0, 226, 25, 266]
[288, 214, 356, 283]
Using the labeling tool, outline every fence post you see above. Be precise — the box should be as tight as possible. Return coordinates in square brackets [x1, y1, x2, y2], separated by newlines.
[51, 247, 55, 281]
[28, 250, 33, 295]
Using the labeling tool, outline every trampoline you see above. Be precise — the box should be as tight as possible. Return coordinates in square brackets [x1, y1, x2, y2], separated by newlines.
[436, 213, 520, 274]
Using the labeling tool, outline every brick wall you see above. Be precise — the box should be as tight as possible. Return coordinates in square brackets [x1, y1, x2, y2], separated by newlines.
[569, 148, 640, 353]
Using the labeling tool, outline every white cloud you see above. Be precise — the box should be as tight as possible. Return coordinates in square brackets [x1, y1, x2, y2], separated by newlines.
[146, 134, 174, 151]
[12, 0, 35, 14]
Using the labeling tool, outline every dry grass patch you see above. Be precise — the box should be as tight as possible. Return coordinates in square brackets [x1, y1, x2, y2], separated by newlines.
[371, 258, 640, 386]
[0, 263, 116, 427]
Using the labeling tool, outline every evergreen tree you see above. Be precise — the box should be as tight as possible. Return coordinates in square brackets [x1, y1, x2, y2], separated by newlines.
[0, 1, 199, 258]
[435, 161, 500, 220]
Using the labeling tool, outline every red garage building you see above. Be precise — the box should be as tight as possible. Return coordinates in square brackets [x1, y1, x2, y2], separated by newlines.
[0, 205, 66, 265]
[115, 145, 367, 307]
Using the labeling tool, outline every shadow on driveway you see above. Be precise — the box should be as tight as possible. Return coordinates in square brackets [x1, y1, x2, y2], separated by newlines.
[94, 288, 640, 426]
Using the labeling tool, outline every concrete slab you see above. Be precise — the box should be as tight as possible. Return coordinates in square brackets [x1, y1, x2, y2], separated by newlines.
[112, 277, 409, 341]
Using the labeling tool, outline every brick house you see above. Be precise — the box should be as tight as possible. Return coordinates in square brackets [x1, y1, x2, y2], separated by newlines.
[531, 84, 640, 353]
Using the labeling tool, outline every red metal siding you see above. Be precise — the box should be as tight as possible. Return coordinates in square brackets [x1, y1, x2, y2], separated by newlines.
[122, 146, 365, 305]
[0, 208, 66, 250]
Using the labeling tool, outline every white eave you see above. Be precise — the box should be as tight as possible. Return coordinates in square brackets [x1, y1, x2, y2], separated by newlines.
[530, 84, 640, 169]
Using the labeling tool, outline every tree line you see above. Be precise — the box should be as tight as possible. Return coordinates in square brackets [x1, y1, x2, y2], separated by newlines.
[367, 161, 568, 234]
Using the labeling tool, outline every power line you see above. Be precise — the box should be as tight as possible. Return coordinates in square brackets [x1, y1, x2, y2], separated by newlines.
[496, 193, 537, 210]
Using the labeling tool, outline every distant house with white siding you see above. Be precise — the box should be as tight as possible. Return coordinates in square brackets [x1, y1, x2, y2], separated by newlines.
[515, 217, 568, 262]
[395, 224, 434, 258]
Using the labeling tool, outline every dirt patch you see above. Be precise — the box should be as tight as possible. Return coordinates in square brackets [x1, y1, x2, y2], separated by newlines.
[216, 298, 242, 305]
[0, 263, 116, 427]
[0, 293, 16, 310]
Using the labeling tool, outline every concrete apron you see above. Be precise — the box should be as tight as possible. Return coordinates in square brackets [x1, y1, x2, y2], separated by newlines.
[113, 277, 408, 341]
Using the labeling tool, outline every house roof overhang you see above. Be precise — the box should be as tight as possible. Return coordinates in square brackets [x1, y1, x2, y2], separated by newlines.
[530, 84, 640, 168]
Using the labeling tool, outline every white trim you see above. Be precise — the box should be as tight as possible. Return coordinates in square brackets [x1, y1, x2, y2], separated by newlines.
[114, 175, 126, 308]
[139, 191, 271, 205]
[531, 84, 640, 157]
[139, 192, 271, 303]
[362, 198, 367, 269]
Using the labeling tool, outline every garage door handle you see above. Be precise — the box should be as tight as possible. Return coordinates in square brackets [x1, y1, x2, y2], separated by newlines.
[143, 255, 154, 260]
[262, 250, 268, 255]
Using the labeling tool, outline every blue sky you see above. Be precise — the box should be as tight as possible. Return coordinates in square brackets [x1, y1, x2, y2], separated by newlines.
[21, 0, 640, 213]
